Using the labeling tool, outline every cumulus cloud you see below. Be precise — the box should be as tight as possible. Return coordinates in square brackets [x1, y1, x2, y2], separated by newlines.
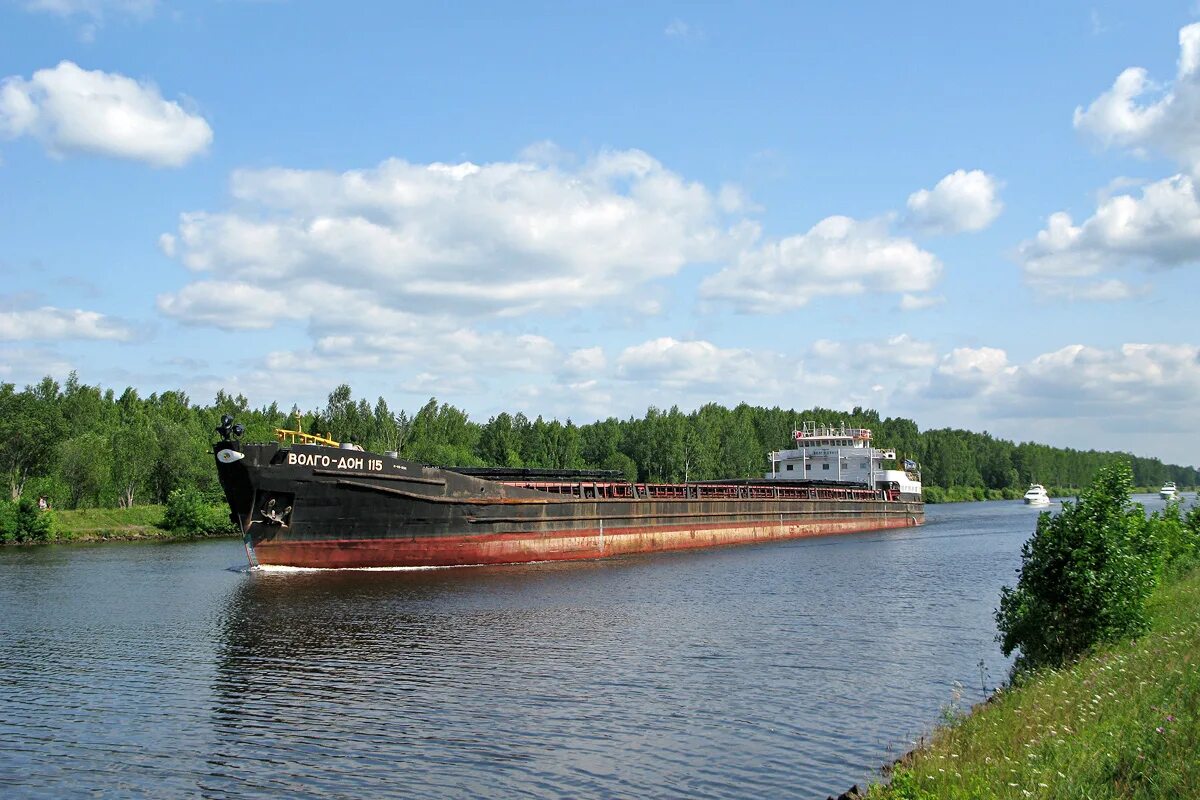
[616, 337, 781, 389]
[1015, 24, 1200, 300]
[161, 150, 731, 320]
[926, 346, 1016, 399]
[0, 61, 211, 166]
[1074, 23, 1200, 171]
[561, 346, 607, 377]
[1016, 173, 1200, 295]
[699, 216, 941, 312]
[810, 334, 938, 372]
[0, 306, 134, 341]
[905, 169, 1003, 234]
[914, 342, 1200, 425]
[1019, 343, 1200, 409]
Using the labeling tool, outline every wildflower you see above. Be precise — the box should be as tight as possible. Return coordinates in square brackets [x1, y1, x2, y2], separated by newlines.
[1156, 727, 1165, 734]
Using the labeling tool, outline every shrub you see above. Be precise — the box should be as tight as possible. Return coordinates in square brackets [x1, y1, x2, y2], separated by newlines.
[996, 462, 1157, 672]
[0, 498, 56, 543]
[1148, 500, 1200, 578]
[164, 488, 235, 536]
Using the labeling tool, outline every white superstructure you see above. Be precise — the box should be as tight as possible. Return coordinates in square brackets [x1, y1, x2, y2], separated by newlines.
[1160, 481, 1177, 500]
[766, 421, 922, 500]
[1023, 484, 1050, 506]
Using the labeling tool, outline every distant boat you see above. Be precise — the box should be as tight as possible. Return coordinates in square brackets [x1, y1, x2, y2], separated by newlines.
[1023, 484, 1051, 507]
[1160, 481, 1177, 500]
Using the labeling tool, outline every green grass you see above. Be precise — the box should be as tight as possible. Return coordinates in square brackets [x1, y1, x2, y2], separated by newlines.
[869, 569, 1200, 799]
[51, 505, 234, 541]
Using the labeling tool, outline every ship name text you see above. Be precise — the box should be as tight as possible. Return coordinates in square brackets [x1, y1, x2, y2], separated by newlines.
[287, 452, 384, 471]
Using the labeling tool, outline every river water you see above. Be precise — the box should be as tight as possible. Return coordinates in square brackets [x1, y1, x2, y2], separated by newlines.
[0, 494, 1182, 799]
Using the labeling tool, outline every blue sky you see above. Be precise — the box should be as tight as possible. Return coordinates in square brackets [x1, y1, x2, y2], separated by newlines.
[1, 1, 1197, 466]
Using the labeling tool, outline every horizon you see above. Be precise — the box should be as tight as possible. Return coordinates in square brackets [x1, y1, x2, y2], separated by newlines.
[3, 4, 1199, 466]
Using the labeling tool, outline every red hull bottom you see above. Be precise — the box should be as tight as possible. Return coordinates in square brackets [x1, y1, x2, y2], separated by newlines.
[252, 516, 922, 569]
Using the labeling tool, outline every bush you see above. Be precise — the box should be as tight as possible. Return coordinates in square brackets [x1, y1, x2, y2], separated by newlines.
[1148, 500, 1200, 578]
[922, 486, 946, 504]
[996, 462, 1157, 672]
[0, 498, 57, 543]
[163, 488, 235, 536]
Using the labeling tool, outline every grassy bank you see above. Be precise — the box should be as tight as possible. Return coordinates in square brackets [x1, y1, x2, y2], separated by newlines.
[23, 504, 236, 543]
[869, 567, 1200, 799]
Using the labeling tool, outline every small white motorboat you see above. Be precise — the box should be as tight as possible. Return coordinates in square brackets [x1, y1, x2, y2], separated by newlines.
[1160, 481, 1177, 500]
[1024, 483, 1051, 506]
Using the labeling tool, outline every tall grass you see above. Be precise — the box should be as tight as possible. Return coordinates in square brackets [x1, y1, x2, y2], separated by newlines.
[869, 568, 1200, 799]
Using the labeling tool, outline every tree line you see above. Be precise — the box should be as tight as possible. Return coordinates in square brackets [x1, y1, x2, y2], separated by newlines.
[1, 375, 1195, 510]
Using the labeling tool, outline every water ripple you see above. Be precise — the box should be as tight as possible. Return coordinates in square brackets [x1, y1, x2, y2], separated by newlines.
[10, 498, 1173, 798]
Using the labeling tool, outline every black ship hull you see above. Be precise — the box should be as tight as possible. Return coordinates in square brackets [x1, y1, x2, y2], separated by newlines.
[214, 440, 924, 569]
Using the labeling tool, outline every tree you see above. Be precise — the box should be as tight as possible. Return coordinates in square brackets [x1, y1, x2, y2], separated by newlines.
[477, 413, 524, 467]
[996, 462, 1157, 672]
[0, 382, 66, 500]
[58, 433, 111, 508]
[110, 390, 156, 508]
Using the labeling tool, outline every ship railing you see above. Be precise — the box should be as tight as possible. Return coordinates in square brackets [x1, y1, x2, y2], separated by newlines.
[499, 480, 886, 503]
[274, 427, 339, 447]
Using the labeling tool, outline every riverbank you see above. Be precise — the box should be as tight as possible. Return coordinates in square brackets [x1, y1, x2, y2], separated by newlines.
[922, 486, 1192, 504]
[863, 566, 1200, 799]
[5, 504, 236, 543]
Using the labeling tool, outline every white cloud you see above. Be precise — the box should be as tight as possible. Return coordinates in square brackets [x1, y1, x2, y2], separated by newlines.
[905, 169, 1003, 234]
[1015, 24, 1200, 300]
[810, 334, 938, 372]
[1074, 23, 1200, 171]
[699, 215, 941, 312]
[162, 150, 730, 320]
[0, 306, 134, 341]
[0, 61, 211, 166]
[0, 345, 73, 381]
[156, 282, 304, 330]
[255, 327, 561, 398]
[616, 337, 781, 389]
[926, 346, 1016, 399]
[913, 342, 1200, 426]
[1018, 343, 1200, 411]
[1017, 173, 1200, 295]
[562, 346, 607, 377]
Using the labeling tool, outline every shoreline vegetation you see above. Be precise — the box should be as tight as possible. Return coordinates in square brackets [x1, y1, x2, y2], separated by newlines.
[854, 466, 1200, 800]
[1, 376, 1196, 532]
[1, 494, 236, 545]
[920, 485, 1192, 504]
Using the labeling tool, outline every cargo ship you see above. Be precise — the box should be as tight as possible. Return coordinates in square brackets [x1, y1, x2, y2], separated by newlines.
[213, 417, 923, 569]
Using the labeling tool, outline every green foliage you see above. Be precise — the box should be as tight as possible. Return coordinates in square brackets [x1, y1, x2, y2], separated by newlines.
[0, 498, 56, 543]
[869, 568, 1200, 799]
[879, 769, 935, 800]
[1, 373, 1198, 532]
[1147, 500, 1200, 579]
[996, 463, 1159, 672]
[163, 488, 236, 536]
